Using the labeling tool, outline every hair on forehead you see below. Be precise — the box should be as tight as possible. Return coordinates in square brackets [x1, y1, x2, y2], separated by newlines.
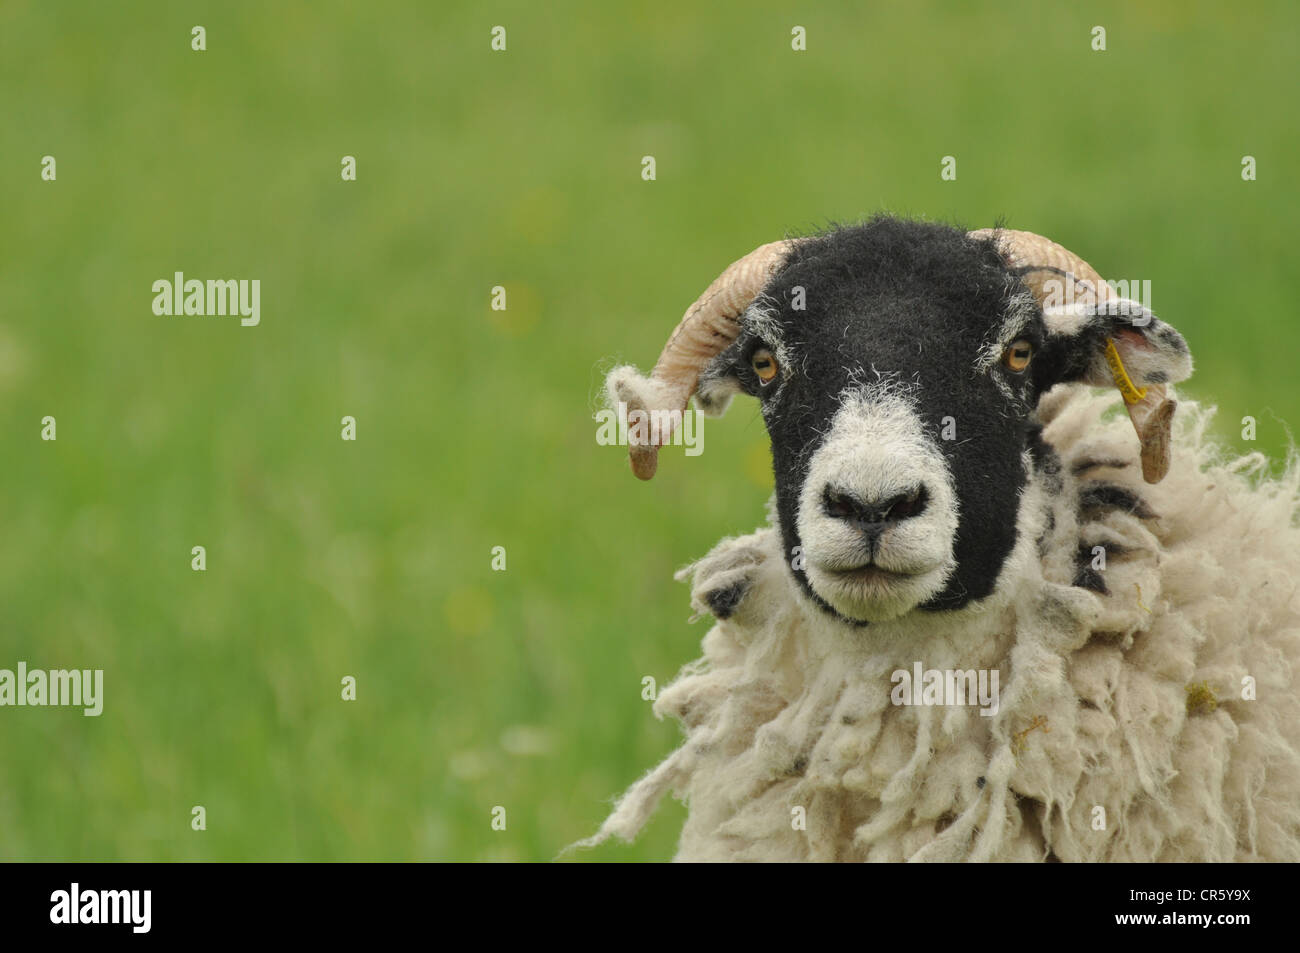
[771, 216, 1013, 321]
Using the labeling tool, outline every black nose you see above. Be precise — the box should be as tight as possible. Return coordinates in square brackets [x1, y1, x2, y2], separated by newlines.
[822, 486, 928, 535]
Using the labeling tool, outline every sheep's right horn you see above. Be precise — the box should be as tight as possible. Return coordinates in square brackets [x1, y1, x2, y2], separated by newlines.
[606, 239, 802, 480]
[970, 227, 1177, 484]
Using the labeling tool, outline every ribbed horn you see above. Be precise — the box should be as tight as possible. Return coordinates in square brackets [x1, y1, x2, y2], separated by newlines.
[971, 228, 1176, 484]
[606, 239, 802, 480]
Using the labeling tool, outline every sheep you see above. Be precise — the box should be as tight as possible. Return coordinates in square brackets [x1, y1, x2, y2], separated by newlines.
[581, 216, 1300, 862]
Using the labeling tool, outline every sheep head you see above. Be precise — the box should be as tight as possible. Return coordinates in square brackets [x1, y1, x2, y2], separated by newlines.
[605, 217, 1193, 624]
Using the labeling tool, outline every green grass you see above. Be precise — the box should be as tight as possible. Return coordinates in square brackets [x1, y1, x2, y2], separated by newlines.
[0, 0, 1295, 861]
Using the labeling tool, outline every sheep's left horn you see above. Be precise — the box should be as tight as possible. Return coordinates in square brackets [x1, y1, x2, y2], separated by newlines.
[970, 228, 1176, 484]
[606, 239, 801, 480]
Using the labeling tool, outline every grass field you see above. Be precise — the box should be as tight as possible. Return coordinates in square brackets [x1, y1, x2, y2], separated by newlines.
[0, 1, 1296, 861]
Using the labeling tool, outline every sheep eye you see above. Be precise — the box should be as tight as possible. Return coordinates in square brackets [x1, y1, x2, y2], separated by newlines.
[751, 348, 779, 384]
[1002, 339, 1033, 372]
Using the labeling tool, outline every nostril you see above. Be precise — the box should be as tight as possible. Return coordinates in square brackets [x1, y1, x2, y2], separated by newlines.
[886, 486, 928, 521]
[823, 489, 860, 521]
[822, 486, 928, 525]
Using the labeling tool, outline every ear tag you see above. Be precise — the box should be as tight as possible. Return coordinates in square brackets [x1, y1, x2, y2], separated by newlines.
[1104, 338, 1148, 405]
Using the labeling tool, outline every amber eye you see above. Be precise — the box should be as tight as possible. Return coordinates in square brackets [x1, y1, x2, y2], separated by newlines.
[1002, 339, 1033, 372]
[751, 348, 779, 383]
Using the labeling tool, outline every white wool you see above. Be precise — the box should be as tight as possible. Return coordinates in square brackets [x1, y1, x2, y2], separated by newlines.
[579, 386, 1300, 861]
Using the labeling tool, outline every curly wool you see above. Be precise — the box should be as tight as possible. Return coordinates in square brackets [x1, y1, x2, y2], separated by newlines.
[582, 386, 1300, 861]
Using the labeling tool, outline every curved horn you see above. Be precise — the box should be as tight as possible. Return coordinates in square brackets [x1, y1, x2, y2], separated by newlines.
[607, 239, 802, 480]
[970, 228, 1177, 484]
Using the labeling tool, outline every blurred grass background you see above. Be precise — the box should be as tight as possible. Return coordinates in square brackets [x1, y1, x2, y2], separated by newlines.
[0, 0, 1295, 861]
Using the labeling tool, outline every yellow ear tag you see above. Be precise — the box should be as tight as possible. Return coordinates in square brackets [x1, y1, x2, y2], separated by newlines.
[1104, 337, 1148, 405]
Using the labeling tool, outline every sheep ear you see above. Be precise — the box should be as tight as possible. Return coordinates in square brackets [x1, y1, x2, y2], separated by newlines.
[1040, 298, 1192, 391]
[1037, 299, 1193, 484]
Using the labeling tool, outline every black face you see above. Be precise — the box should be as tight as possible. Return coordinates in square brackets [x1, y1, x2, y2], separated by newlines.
[700, 218, 1052, 623]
